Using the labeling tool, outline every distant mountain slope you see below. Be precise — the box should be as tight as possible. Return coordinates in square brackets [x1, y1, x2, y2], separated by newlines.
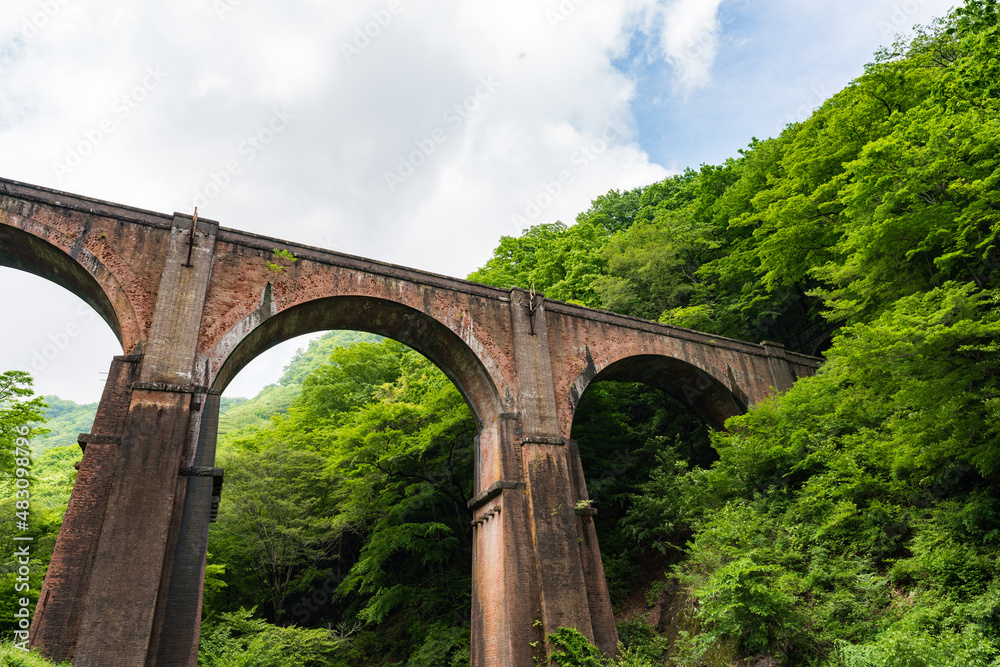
[218, 330, 382, 441]
[30, 331, 380, 455]
[32, 396, 98, 455]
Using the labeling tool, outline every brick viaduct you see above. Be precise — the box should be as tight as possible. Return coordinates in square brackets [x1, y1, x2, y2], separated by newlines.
[0, 177, 821, 666]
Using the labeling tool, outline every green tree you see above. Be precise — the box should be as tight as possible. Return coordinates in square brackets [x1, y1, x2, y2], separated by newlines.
[0, 371, 50, 640]
[0, 371, 47, 476]
[679, 281, 1000, 663]
[206, 340, 477, 664]
[198, 607, 343, 667]
[211, 447, 339, 622]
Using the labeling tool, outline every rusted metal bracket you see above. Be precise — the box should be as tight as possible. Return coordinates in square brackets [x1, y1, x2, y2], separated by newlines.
[182, 208, 198, 268]
[528, 283, 537, 335]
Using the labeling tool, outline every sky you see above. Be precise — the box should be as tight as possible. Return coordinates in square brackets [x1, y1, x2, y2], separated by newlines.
[0, 0, 960, 404]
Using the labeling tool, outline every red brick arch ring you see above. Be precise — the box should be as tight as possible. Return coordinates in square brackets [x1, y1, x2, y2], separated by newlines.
[567, 351, 749, 432]
[206, 294, 511, 430]
[0, 216, 144, 355]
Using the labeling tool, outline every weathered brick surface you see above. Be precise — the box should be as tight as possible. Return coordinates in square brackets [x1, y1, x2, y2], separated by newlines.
[471, 499, 507, 664]
[29, 355, 140, 662]
[0, 178, 821, 667]
[544, 303, 820, 434]
[567, 440, 617, 655]
[198, 234, 519, 429]
[28, 442, 117, 659]
[522, 442, 595, 637]
[500, 486, 545, 665]
[0, 180, 172, 352]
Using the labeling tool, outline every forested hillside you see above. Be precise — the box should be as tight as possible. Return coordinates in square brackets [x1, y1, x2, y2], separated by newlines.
[3, 3, 999, 666]
[31, 397, 97, 455]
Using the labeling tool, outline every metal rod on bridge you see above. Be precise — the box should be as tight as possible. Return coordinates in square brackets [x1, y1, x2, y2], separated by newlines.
[182, 208, 198, 267]
[528, 282, 537, 335]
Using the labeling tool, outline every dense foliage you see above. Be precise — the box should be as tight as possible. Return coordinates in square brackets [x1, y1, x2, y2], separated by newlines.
[0, 372, 65, 649]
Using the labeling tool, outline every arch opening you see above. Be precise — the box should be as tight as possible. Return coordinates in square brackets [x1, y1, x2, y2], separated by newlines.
[205, 328, 477, 664]
[571, 353, 747, 432]
[0, 223, 125, 347]
[207, 298, 502, 664]
[0, 269, 123, 408]
[567, 353, 748, 613]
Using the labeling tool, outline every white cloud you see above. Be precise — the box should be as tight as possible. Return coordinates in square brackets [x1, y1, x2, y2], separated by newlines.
[658, 0, 726, 91]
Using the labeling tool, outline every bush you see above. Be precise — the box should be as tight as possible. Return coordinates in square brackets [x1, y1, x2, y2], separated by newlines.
[833, 625, 1000, 667]
[694, 556, 798, 654]
[0, 642, 68, 666]
[546, 623, 670, 667]
[198, 607, 343, 667]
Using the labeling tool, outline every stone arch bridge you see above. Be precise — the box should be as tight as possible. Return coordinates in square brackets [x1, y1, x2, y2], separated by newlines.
[0, 178, 820, 666]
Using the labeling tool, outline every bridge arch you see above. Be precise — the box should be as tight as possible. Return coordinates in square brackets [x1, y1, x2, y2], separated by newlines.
[0, 215, 142, 353]
[209, 294, 507, 429]
[569, 352, 747, 431]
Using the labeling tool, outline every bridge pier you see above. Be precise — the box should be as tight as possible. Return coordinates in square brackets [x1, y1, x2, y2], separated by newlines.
[468, 433, 618, 666]
[31, 213, 220, 665]
[28, 354, 140, 660]
[72, 386, 199, 666]
[469, 290, 618, 665]
[29, 357, 213, 666]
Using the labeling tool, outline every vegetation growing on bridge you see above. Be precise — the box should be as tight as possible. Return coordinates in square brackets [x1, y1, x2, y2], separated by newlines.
[3, 1, 1000, 665]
